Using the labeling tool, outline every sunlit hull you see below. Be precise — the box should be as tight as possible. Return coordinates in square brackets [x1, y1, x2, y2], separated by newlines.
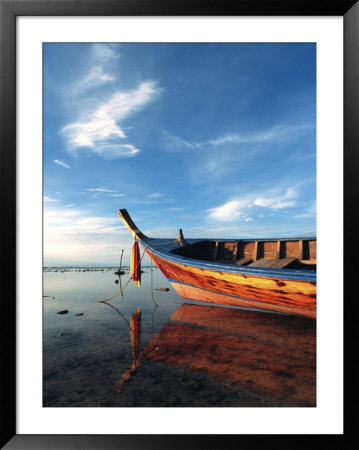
[119, 209, 316, 319]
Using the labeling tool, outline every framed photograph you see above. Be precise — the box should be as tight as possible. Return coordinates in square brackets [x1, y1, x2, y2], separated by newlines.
[1, 0, 357, 448]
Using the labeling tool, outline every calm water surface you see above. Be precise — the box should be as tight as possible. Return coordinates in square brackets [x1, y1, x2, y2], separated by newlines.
[43, 267, 316, 407]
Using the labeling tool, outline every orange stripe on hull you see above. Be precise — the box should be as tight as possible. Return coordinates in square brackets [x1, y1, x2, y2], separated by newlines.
[145, 250, 316, 319]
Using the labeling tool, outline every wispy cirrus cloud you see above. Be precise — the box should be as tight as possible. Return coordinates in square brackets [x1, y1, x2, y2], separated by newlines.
[91, 43, 120, 65]
[163, 123, 314, 152]
[294, 201, 316, 219]
[85, 187, 117, 193]
[162, 130, 201, 150]
[54, 159, 70, 168]
[62, 81, 161, 159]
[109, 193, 127, 198]
[60, 44, 162, 160]
[92, 144, 140, 159]
[147, 193, 163, 198]
[74, 65, 115, 93]
[68, 44, 119, 96]
[209, 124, 313, 146]
[163, 122, 315, 185]
[84, 187, 128, 198]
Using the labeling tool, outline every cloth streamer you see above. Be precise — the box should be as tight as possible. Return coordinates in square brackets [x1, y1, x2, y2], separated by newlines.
[130, 241, 141, 286]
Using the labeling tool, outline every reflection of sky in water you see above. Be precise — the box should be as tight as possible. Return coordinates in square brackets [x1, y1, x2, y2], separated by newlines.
[43, 268, 185, 407]
[43, 268, 316, 407]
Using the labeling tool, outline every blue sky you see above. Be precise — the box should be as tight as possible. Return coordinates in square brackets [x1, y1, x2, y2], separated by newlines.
[43, 43, 316, 266]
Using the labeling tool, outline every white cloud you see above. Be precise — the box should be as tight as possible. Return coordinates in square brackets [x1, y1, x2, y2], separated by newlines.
[91, 43, 120, 65]
[254, 187, 297, 210]
[91, 143, 140, 159]
[208, 200, 243, 221]
[147, 193, 163, 198]
[62, 111, 125, 148]
[62, 81, 160, 158]
[44, 196, 58, 202]
[84, 187, 127, 199]
[71, 65, 115, 95]
[67, 44, 119, 96]
[85, 187, 117, 193]
[207, 186, 299, 222]
[54, 159, 70, 168]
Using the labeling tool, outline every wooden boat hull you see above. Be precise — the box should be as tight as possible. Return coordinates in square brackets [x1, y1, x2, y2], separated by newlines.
[118, 209, 316, 318]
[148, 251, 316, 318]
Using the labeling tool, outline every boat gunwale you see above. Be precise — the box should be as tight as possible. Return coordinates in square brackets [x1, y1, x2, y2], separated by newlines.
[117, 209, 316, 282]
[139, 237, 317, 282]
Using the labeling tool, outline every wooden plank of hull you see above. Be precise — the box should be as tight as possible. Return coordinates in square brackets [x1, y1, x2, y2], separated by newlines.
[249, 257, 297, 269]
[146, 251, 316, 318]
[143, 304, 316, 406]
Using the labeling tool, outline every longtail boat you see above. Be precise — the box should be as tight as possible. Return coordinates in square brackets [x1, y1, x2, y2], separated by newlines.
[118, 209, 316, 319]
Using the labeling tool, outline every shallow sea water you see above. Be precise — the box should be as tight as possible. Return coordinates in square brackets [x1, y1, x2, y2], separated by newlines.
[43, 267, 316, 407]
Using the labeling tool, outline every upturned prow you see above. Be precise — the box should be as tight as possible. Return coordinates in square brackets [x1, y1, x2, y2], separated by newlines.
[118, 209, 148, 240]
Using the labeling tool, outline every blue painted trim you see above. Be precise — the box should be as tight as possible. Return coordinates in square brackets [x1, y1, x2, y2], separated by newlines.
[139, 237, 316, 283]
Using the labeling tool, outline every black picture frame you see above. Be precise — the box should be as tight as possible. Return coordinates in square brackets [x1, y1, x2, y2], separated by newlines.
[1, 1, 357, 448]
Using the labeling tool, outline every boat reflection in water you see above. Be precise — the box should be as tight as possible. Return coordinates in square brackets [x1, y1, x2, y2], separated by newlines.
[142, 303, 316, 407]
[116, 307, 143, 391]
[99, 300, 143, 391]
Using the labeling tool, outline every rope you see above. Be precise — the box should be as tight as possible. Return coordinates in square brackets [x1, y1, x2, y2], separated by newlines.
[97, 245, 147, 303]
[100, 299, 131, 328]
[97, 238, 179, 304]
[150, 239, 178, 247]
[150, 256, 158, 306]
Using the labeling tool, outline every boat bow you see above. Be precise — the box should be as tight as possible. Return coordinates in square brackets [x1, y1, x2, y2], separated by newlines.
[118, 209, 316, 318]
